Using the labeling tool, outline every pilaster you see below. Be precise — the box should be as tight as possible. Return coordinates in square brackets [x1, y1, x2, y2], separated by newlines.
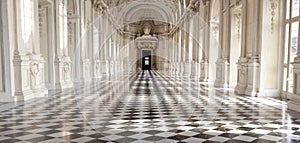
[235, 58, 248, 94]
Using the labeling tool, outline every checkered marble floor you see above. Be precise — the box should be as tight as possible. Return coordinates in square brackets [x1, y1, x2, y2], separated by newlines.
[0, 70, 300, 143]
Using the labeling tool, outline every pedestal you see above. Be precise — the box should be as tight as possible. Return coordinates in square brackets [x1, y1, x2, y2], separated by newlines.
[288, 95, 300, 112]
[175, 62, 180, 76]
[54, 56, 73, 90]
[82, 59, 91, 82]
[180, 62, 185, 76]
[13, 54, 33, 101]
[110, 61, 114, 76]
[245, 58, 260, 96]
[235, 58, 248, 95]
[169, 62, 175, 76]
[200, 60, 208, 82]
[288, 62, 300, 112]
[214, 59, 229, 88]
[93, 60, 101, 80]
[29, 54, 48, 98]
[183, 61, 191, 77]
[190, 62, 195, 77]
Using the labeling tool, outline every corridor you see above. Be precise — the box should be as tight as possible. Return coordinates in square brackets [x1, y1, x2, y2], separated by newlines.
[0, 71, 299, 143]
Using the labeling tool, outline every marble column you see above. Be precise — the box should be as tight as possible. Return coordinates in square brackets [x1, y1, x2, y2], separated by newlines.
[191, 18, 199, 78]
[171, 34, 176, 74]
[200, 0, 210, 82]
[91, 9, 100, 80]
[54, 0, 73, 89]
[13, 0, 34, 101]
[185, 19, 193, 77]
[222, 0, 231, 88]
[101, 17, 108, 77]
[161, 36, 172, 71]
[30, 0, 48, 97]
[172, 33, 176, 74]
[235, 0, 248, 94]
[123, 33, 130, 74]
[214, 0, 230, 88]
[245, 0, 261, 96]
[214, 0, 224, 87]
[72, 11, 81, 83]
[177, 30, 182, 75]
[182, 20, 190, 76]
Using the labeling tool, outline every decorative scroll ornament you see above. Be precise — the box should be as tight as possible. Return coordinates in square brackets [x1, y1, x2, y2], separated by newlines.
[269, 0, 278, 33]
[68, 22, 73, 47]
[189, 0, 200, 12]
[38, 6, 46, 36]
[235, 12, 242, 40]
[93, 0, 108, 14]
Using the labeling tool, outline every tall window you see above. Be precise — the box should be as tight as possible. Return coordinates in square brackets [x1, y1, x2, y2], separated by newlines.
[283, 0, 299, 96]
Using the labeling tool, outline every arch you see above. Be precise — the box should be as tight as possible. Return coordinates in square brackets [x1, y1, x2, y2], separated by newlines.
[114, 1, 176, 25]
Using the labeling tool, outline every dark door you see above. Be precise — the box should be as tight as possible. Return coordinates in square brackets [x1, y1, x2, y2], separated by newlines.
[142, 50, 151, 70]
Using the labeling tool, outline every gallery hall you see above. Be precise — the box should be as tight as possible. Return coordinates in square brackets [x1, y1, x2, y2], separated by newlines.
[0, 0, 300, 142]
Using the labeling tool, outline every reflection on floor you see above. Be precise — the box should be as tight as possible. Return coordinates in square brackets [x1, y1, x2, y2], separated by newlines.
[0, 70, 300, 143]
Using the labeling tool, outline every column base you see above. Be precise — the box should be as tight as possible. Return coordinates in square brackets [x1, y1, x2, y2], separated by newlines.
[54, 56, 74, 90]
[245, 59, 260, 96]
[179, 62, 185, 76]
[200, 60, 208, 82]
[14, 89, 33, 101]
[234, 58, 248, 95]
[30, 54, 48, 98]
[288, 95, 300, 112]
[190, 62, 198, 78]
[92, 60, 102, 80]
[175, 62, 180, 76]
[13, 54, 42, 101]
[109, 61, 114, 76]
[82, 59, 92, 82]
[55, 81, 73, 90]
[214, 59, 229, 88]
[235, 84, 247, 95]
[245, 85, 258, 96]
[101, 61, 109, 77]
[183, 61, 191, 77]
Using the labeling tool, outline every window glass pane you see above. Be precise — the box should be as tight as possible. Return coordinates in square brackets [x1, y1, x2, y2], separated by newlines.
[292, 0, 299, 18]
[290, 22, 298, 63]
[285, 24, 290, 64]
[287, 0, 291, 19]
[283, 68, 288, 91]
[288, 66, 294, 92]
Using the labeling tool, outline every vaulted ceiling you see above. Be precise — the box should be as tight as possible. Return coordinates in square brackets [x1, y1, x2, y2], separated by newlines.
[92, 0, 203, 35]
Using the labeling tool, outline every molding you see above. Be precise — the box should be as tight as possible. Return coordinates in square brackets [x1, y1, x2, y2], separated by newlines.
[269, 0, 278, 33]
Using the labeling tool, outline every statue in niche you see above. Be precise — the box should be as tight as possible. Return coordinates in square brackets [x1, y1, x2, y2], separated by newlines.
[135, 22, 158, 49]
[143, 22, 152, 36]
